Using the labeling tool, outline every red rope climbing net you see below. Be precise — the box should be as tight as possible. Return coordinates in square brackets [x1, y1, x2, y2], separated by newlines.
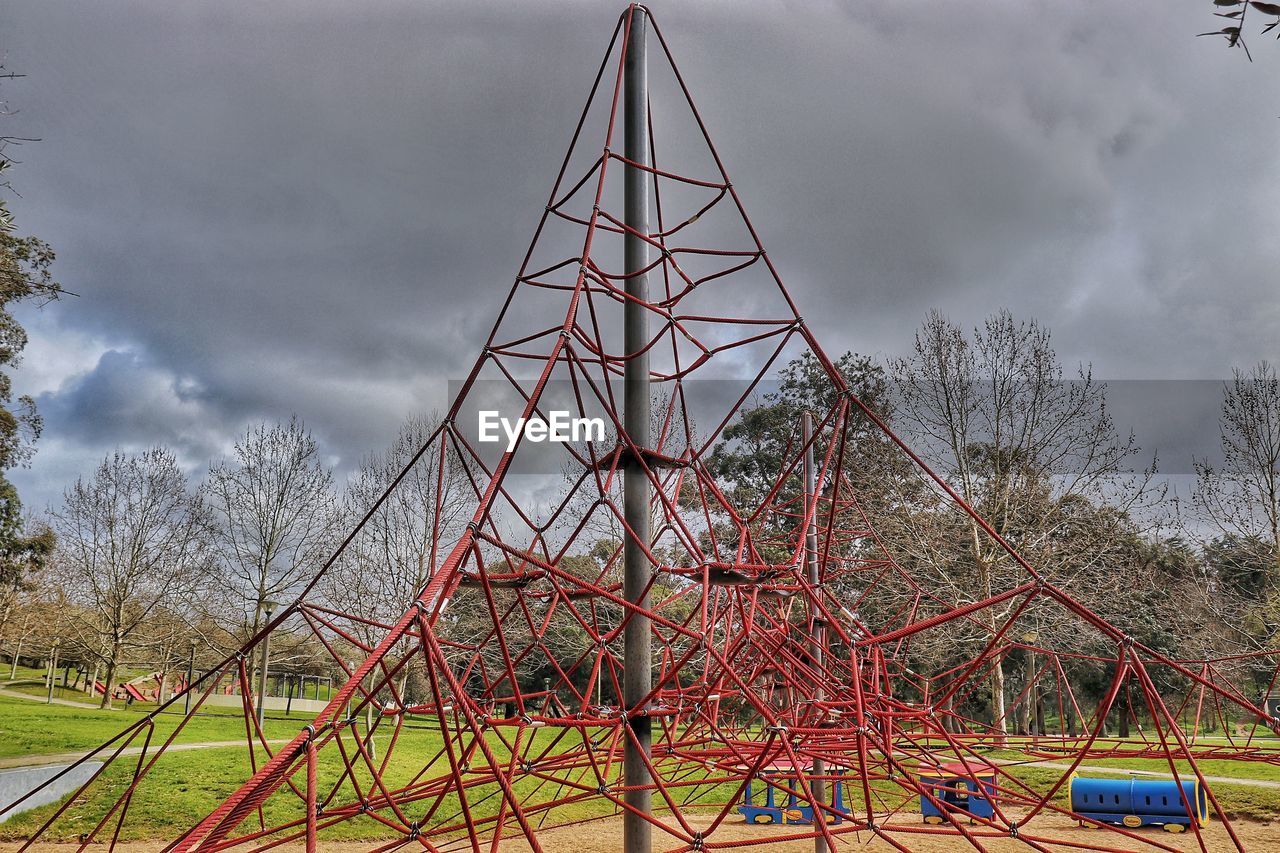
[7, 6, 1280, 852]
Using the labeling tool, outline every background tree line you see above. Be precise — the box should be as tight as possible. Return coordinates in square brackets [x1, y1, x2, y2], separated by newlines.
[706, 310, 1280, 735]
[0, 309, 1275, 725]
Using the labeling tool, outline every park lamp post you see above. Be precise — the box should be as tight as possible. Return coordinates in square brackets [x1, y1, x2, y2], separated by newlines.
[256, 599, 279, 727]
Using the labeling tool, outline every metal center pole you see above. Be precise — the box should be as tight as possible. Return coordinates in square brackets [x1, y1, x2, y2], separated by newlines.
[803, 412, 827, 853]
[622, 6, 652, 853]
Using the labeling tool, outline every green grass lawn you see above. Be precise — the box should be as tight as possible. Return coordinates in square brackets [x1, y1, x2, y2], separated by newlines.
[0, 714, 619, 842]
[0, 693, 302, 759]
[5, 692, 1280, 842]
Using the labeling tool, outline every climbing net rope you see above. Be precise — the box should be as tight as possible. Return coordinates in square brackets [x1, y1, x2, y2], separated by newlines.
[7, 6, 1280, 852]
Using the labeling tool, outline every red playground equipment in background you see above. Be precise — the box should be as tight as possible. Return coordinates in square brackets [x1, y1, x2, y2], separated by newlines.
[4, 6, 1280, 852]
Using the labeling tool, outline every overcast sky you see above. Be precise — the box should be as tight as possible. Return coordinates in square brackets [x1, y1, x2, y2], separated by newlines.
[3, 0, 1278, 512]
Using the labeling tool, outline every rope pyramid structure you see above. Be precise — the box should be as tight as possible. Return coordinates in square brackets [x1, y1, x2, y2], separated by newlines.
[8, 6, 1280, 851]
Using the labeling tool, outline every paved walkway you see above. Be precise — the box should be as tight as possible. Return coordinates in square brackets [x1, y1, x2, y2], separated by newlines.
[0, 685, 100, 709]
[0, 739, 291, 770]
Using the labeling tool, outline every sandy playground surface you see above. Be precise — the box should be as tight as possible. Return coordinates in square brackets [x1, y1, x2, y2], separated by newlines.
[5, 812, 1280, 851]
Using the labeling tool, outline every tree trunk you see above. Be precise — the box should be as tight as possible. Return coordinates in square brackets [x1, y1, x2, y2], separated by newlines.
[990, 656, 1008, 744]
[100, 652, 118, 710]
[1018, 650, 1035, 736]
[157, 663, 170, 705]
[976, 556, 1009, 744]
[1034, 681, 1045, 735]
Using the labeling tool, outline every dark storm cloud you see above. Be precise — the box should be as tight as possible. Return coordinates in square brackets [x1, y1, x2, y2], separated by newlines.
[4, 0, 1278, 509]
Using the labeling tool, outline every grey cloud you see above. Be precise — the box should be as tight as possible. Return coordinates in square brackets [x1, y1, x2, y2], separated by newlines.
[4, 0, 1278, 511]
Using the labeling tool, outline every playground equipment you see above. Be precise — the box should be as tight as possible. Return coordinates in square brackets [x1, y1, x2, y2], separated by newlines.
[1070, 775, 1210, 833]
[738, 761, 850, 825]
[4, 5, 1280, 852]
[917, 759, 997, 825]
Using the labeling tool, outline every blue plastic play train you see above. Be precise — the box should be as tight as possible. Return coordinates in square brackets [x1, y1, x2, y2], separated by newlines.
[1069, 775, 1209, 833]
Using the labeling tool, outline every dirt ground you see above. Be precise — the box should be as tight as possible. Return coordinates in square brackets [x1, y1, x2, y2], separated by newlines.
[4, 813, 1280, 851]
[497, 813, 1280, 852]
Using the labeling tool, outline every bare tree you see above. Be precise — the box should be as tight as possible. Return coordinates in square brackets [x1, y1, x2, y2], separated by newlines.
[325, 414, 467, 631]
[1194, 361, 1280, 646]
[2, 559, 58, 681]
[52, 448, 208, 708]
[0, 514, 53, 652]
[205, 417, 338, 640]
[885, 310, 1155, 737]
[321, 414, 469, 703]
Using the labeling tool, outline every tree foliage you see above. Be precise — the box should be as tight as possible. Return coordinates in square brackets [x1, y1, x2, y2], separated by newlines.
[0, 65, 64, 602]
[1201, 1, 1280, 60]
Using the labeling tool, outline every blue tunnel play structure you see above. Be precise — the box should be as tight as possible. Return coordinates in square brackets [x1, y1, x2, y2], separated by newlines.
[1070, 774, 1209, 832]
[918, 759, 998, 825]
[737, 761, 850, 825]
